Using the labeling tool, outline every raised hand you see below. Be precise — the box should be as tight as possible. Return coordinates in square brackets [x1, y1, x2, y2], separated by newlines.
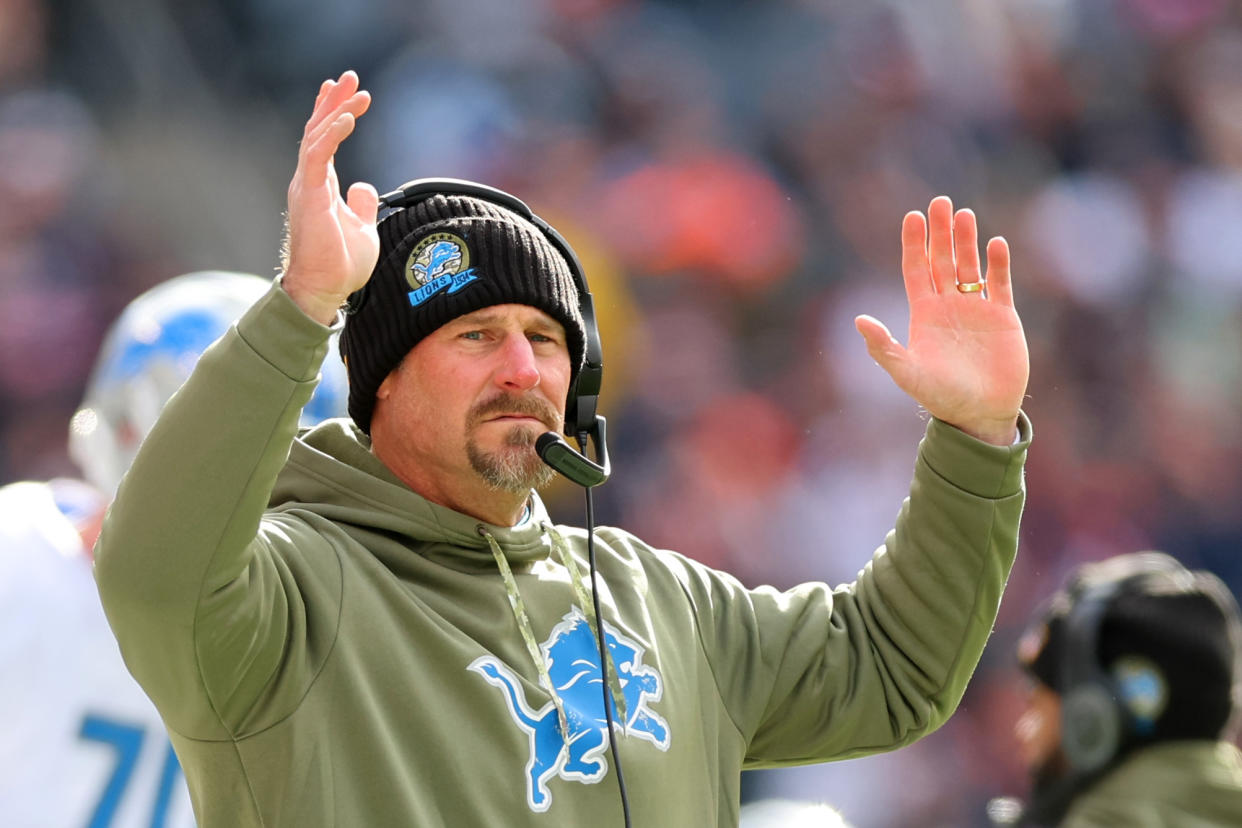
[854, 196, 1029, 446]
[282, 70, 380, 325]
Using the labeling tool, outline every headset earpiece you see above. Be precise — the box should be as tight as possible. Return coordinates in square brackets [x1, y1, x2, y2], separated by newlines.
[1058, 555, 1187, 774]
[1060, 680, 1123, 773]
[1058, 580, 1124, 774]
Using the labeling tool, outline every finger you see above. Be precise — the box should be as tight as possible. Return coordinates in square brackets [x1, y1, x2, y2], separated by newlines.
[311, 78, 333, 115]
[984, 236, 1014, 306]
[927, 196, 957, 294]
[901, 210, 935, 304]
[298, 112, 358, 191]
[952, 208, 982, 292]
[854, 314, 910, 381]
[302, 90, 370, 157]
[304, 76, 346, 140]
[303, 72, 364, 144]
[321, 70, 360, 114]
[337, 68, 360, 88]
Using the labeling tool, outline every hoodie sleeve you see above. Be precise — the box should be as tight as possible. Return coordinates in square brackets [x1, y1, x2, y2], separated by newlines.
[94, 280, 343, 740]
[658, 414, 1030, 763]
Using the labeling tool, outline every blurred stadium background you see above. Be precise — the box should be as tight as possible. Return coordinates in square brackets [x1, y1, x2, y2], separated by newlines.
[5, 0, 1241, 825]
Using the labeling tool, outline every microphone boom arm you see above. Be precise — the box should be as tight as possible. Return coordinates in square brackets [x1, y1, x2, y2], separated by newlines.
[536, 416, 611, 489]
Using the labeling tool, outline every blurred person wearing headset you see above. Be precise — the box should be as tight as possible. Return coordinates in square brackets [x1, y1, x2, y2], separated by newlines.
[990, 551, 1242, 826]
[0, 271, 347, 827]
[94, 71, 1031, 826]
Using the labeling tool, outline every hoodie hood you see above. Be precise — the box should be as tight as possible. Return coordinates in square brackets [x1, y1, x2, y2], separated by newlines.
[267, 416, 627, 743]
[267, 417, 556, 574]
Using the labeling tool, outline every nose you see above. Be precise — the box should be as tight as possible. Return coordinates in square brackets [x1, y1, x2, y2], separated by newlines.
[494, 334, 541, 392]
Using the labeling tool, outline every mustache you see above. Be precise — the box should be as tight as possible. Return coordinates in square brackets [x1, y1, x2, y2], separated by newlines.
[468, 394, 561, 431]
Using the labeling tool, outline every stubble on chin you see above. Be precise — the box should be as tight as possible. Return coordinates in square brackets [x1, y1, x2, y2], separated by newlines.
[465, 393, 561, 493]
[466, 423, 556, 493]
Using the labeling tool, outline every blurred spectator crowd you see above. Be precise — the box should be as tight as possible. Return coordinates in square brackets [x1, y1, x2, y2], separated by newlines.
[4, 0, 1241, 825]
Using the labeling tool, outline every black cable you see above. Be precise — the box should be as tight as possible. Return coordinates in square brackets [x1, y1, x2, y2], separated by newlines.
[581, 437, 631, 828]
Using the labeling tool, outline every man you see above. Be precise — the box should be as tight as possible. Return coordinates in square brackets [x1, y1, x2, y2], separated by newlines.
[0, 271, 347, 827]
[95, 71, 1032, 826]
[998, 551, 1242, 826]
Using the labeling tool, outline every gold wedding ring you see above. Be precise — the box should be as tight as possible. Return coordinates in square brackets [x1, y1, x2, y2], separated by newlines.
[956, 281, 985, 294]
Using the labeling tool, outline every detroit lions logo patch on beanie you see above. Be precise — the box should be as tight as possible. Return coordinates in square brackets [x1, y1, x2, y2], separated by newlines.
[405, 232, 480, 307]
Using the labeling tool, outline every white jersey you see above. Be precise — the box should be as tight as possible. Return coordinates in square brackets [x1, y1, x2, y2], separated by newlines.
[0, 480, 195, 828]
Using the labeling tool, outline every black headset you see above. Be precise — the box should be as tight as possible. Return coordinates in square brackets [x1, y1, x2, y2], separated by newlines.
[1058, 578, 1127, 774]
[1057, 558, 1185, 773]
[373, 177, 610, 487]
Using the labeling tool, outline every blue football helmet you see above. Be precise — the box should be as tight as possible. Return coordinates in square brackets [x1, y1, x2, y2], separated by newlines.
[68, 271, 349, 494]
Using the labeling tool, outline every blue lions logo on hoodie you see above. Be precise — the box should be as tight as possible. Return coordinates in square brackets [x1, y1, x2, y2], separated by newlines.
[469, 610, 670, 812]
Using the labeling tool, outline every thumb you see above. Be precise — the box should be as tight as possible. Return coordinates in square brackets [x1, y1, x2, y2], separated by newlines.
[347, 181, 380, 227]
[854, 314, 908, 378]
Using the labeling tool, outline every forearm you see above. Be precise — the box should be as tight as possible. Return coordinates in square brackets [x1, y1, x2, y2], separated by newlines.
[847, 413, 1030, 736]
[742, 413, 1030, 761]
[94, 281, 333, 709]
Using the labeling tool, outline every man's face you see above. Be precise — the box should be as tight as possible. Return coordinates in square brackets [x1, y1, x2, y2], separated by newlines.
[1015, 681, 1063, 774]
[370, 304, 571, 495]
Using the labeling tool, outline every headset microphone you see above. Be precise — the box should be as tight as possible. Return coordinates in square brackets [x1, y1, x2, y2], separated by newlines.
[536, 419, 611, 489]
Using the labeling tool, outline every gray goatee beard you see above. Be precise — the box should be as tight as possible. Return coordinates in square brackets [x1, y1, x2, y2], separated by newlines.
[466, 425, 556, 494]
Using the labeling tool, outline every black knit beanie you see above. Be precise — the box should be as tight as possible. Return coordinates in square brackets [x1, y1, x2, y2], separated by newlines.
[1018, 552, 1242, 744]
[340, 194, 586, 434]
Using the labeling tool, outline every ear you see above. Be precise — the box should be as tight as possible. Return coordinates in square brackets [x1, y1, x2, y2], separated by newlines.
[376, 373, 394, 401]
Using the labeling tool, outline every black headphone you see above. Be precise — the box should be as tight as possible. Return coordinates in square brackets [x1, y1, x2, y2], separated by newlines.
[1058, 578, 1126, 774]
[1058, 558, 1184, 773]
[374, 178, 610, 487]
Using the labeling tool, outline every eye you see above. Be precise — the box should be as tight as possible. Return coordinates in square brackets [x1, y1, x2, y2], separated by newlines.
[460, 330, 485, 341]
[529, 332, 554, 343]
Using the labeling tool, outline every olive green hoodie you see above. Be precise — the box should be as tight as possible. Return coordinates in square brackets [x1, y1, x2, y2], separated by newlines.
[95, 281, 1030, 827]
[1061, 741, 1242, 827]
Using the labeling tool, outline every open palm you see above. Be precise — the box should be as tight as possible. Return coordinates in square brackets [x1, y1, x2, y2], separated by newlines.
[283, 71, 380, 325]
[855, 197, 1029, 446]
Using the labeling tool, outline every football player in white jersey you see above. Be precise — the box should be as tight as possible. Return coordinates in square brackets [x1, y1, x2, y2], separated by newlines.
[0, 271, 348, 828]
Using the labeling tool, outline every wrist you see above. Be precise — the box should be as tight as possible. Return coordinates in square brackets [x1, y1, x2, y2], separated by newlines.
[279, 273, 346, 326]
[954, 417, 1020, 446]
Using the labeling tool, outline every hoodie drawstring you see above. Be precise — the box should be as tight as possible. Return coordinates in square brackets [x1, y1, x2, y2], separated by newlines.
[477, 524, 627, 741]
[544, 523, 628, 729]
[479, 526, 571, 742]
